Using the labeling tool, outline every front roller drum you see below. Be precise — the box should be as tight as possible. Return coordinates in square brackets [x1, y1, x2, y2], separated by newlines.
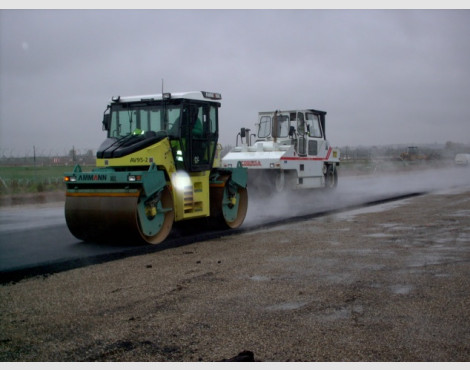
[65, 187, 174, 245]
[210, 180, 248, 229]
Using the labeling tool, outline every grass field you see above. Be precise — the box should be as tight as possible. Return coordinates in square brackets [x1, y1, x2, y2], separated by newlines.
[0, 158, 449, 195]
[0, 165, 93, 194]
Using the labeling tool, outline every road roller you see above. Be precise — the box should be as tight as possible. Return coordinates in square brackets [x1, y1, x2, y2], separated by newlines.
[222, 109, 340, 193]
[64, 91, 248, 245]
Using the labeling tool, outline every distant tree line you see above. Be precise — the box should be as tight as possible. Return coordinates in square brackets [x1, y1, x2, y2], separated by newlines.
[0, 147, 96, 167]
[1, 141, 469, 167]
[339, 141, 470, 161]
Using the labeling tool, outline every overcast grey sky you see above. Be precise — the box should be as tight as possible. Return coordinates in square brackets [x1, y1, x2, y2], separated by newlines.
[1, 9, 469, 156]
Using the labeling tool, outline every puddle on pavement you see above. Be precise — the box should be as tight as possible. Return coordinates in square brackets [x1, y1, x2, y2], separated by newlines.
[265, 301, 309, 311]
[316, 304, 364, 322]
[250, 275, 271, 282]
[450, 209, 470, 217]
[333, 199, 411, 221]
[367, 233, 394, 238]
[390, 284, 414, 295]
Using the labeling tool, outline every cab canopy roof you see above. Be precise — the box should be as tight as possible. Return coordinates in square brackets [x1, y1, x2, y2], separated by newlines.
[258, 109, 327, 116]
[110, 91, 222, 104]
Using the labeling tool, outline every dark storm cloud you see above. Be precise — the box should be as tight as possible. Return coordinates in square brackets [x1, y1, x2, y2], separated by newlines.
[1, 9, 469, 156]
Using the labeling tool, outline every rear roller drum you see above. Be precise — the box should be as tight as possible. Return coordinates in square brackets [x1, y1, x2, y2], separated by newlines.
[136, 186, 174, 245]
[210, 179, 248, 229]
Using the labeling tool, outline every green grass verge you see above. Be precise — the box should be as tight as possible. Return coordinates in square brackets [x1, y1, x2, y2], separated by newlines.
[0, 165, 94, 194]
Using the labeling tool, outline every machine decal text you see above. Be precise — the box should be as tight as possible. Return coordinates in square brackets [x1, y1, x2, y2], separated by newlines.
[130, 157, 148, 163]
[241, 160, 262, 167]
[78, 174, 107, 181]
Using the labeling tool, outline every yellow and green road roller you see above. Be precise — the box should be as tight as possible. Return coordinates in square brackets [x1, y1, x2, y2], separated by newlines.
[64, 91, 248, 245]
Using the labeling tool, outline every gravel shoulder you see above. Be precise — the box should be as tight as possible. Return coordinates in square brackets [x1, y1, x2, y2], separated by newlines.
[1, 188, 469, 361]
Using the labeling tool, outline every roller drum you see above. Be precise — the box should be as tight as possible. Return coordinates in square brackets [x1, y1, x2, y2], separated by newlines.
[210, 179, 248, 229]
[65, 194, 143, 244]
[65, 186, 174, 245]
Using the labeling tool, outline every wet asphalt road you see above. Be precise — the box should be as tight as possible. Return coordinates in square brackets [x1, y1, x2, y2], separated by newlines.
[0, 205, 137, 276]
[1, 166, 469, 281]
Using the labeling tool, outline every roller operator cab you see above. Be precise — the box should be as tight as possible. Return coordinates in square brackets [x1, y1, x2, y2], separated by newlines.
[222, 109, 340, 193]
[64, 91, 248, 245]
